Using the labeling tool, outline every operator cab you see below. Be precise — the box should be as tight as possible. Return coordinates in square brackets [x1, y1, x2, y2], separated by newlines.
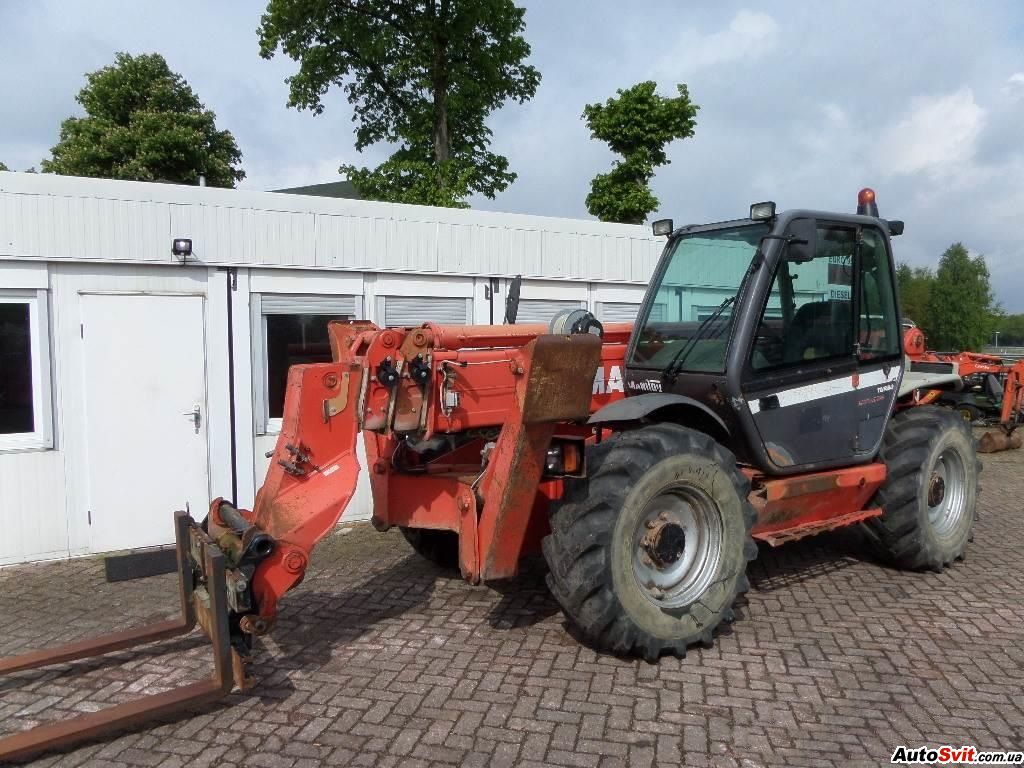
[614, 190, 905, 475]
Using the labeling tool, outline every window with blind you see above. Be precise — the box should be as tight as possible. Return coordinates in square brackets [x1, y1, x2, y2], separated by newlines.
[597, 302, 641, 322]
[512, 299, 585, 324]
[381, 296, 471, 327]
[256, 294, 359, 427]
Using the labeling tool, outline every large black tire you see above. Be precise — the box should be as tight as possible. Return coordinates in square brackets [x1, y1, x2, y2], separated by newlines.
[864, 406, 980, 570]
[543, 424, 757, 661]
[400, 528, 459, 570]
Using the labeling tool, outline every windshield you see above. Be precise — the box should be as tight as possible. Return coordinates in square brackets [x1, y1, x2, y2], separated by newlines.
[631, 223, 768, 372]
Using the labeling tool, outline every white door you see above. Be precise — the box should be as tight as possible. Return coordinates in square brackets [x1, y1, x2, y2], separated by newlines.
[81, 293, 210, 552]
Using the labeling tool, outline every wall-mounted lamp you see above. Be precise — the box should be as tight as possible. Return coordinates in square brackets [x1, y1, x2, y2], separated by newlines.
[171, 238, 193, 263]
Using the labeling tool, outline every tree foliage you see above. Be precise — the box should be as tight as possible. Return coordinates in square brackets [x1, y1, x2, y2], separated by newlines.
[0, 162, 8, 172]
[583, 82, 698, 224]
[895, 262, 934, 333]
[925, 243, 998, 351]
[994, 313, 1024, 346]
[41, 53, 244, 187]
[259, 0, 540, 207]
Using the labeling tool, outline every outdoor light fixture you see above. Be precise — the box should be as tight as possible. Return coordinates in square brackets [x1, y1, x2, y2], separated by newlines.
[652, 219, 674, 237]
[749, 201, 776, 220]
[171, 238, 193, 263]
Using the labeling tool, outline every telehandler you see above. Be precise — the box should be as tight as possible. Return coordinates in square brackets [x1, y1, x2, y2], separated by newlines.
[0, 189, 979, 761]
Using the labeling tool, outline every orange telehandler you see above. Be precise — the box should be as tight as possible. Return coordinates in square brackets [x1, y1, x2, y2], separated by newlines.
[0, 190, 981, 761]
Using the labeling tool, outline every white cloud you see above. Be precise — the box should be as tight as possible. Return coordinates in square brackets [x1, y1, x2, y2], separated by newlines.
[1004, 72, 1024, 98]
[876, 88, 985, 178]
[654, 10, 779, 79]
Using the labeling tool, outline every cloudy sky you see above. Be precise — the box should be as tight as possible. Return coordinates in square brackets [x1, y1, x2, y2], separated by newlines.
[2, 1, 1023, 308]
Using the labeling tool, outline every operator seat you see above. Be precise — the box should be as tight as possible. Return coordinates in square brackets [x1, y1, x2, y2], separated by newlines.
[783, 301, 852, 363]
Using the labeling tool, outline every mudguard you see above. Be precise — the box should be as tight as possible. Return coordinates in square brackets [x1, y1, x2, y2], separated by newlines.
[587, 392, 730, 436]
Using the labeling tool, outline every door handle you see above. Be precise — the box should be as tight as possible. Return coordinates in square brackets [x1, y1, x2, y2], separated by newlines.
[759, 395, 780, 411]
[182, 404, 201, 433]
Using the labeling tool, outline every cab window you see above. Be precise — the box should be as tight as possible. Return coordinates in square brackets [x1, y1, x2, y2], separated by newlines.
[751, 225, 856, 370]
[857, 228, 900, 359]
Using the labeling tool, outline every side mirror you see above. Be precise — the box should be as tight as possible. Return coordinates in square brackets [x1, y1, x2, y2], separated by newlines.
[785, 217, 817, 263]
[888, 220, 905, 237]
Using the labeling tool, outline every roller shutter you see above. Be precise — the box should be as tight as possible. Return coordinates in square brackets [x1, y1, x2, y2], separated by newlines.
[384, 296, 470, 326]
[260, 294, 357, 315]
[598, 302, 641, 322]
[514, 299, 585, 324]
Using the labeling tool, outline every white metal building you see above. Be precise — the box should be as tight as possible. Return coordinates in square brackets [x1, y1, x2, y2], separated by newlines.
[0, 172, 660, 565]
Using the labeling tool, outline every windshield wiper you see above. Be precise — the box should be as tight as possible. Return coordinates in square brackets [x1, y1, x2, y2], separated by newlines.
[663, 295, 736, 380]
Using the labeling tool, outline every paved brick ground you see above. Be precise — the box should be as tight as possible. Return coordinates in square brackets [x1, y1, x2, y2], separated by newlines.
[2, 440, 1023, 767]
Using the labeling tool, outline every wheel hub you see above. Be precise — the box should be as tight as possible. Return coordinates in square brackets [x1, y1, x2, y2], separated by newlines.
[641, 519, 687, 568]
[632, 487, 724, 609]
[928, 473, 946, 507]
[927, 449, 967, 537]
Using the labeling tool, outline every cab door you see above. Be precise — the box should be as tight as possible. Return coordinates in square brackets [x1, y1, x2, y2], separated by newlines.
[741, 218, 862, 469]
[850, 226, 903, 453]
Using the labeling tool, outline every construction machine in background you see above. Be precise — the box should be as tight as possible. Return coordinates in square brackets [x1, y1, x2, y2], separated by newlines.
[0, 189, 982, 761]
[903, 329, 1024, 451]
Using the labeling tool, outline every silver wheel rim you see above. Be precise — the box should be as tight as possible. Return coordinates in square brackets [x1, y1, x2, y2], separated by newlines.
[632, 484, 724, 608]
[928, 449, 967, 537]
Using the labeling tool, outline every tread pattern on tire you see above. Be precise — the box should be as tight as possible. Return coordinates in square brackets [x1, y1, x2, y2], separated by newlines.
[543, 423, 757, 661]
[863, 406, 980, 571]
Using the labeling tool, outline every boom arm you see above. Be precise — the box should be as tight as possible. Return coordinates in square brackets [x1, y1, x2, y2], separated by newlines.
[219, 320, 631, 632]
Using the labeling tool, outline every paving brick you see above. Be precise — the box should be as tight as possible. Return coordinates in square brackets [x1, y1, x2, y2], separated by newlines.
[2, 434, 1023, 766]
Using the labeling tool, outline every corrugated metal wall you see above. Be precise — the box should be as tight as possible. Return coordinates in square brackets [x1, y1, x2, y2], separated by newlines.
[0, 174, 660, 285]
[0, 173, 665, 564]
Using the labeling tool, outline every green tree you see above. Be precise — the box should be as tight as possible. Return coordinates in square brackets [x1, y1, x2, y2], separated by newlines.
[42, 53, 244, 187]
[926, 243, 997, 351]
[0, 162, 8, 171]
[996, 314, 1024, 346]
[895, 262, 934, 334]
[583, 82, 698, 224]
[259, 0, 540, 207]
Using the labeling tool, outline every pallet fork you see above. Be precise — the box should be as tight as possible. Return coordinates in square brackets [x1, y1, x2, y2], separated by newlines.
[0, 511, 251, 762]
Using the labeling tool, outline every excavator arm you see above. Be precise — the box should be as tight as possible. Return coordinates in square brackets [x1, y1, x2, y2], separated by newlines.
[901, 325, 1024, 450]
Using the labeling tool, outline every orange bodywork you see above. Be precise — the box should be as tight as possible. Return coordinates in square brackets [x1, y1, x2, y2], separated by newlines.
[0, 319, 906, 761]
[747, 463, 886, 545]
[903, 326, 1024, 425]
[219, 320, 894, 628]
